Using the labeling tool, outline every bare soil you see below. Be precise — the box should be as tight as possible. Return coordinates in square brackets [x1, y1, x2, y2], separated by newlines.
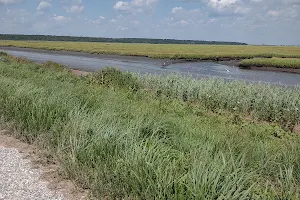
[72, 69, 90, 76]
[243, 66, 300, 74]
[293, 124, 300, 134]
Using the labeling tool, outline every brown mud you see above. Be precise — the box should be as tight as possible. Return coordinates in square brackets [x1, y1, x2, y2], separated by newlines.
[239, 66, 300, 75]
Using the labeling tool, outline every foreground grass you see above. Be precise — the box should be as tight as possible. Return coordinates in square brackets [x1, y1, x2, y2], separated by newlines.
[1, 55, 300, 199]
[239, 58, 300, 69]
[1, 40, 300, 60]
[137, 74, 300, 131]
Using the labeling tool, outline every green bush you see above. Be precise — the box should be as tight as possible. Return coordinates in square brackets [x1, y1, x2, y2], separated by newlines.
[42, 61, 68, 71]
[0, 52, 9, 63]
[0, 51, 8, 56]
[89, 67, 140, 90]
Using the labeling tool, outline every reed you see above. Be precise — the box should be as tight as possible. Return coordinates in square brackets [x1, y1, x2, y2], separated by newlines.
[1, 54, 300, 199]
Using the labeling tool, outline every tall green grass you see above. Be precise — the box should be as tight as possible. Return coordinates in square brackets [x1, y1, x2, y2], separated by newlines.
[136, 74, 300, 130]
[1, 54, 300, 199]
[1, 40, 300, 60]
[240, 58, 300, 69]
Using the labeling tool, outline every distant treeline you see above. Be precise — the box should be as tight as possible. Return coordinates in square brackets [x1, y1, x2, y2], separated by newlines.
[0, 34, 247, 45]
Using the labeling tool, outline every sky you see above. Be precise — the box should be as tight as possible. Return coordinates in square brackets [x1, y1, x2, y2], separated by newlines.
[0, 0, 299, 45]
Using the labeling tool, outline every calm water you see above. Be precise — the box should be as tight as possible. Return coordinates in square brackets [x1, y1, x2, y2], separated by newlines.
[1, 48, 300, 86]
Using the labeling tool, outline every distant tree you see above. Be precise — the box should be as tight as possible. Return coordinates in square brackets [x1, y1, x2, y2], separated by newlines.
[0, 34, 248, 45]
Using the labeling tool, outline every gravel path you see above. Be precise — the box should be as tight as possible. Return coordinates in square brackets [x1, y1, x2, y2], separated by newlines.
[0, 146, 65, 200]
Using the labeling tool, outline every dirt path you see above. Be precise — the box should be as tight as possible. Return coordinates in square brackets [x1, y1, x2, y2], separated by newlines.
[0, 130, 88, 200]
[0, 146, 64, 200]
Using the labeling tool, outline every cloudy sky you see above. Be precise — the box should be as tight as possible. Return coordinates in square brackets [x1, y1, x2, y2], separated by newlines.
[0, 0, 299, 45]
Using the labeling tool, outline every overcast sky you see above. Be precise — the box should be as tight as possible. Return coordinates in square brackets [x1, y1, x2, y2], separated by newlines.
[0, 0, 299, 45]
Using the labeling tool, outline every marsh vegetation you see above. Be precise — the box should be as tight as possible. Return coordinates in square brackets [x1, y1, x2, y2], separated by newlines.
[0, 40, 299, 59]
[0, 34, 247, 45]
[239, 57, 300, 69]
[1, 40, 300, 70]
[1, 53, 300, 199]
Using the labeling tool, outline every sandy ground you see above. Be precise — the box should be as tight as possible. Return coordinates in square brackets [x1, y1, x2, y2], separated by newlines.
[0, 129, 88, 200]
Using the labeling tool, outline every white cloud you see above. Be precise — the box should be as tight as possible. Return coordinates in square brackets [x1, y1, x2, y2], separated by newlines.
[178, 19, 188, 25]
[117, 26, 128, 31]
[37, 1, 52, 11]
[130, 20, 140, 25]
[170, 6, 201, 23]
[113, 0, 158, 13]
[206, 0, 250, 15]
[0, 0, 23, 4]
[266, 6, 299, 18]
[65, 0, 84, 13]
[113, 1, 130, 10]
[131, 0, 158, 6]
[90, 16, 106, 24]
[52, 14, 71, 23]
[172, 7, 182, 14]
[266, 10, 280, 17]
[69, 4, 84, 13]
[208, 0, 238, 9]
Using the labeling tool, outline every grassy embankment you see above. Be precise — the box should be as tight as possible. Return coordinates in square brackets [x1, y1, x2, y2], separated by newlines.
[1, 40, 300, 69]
[1, 52, 300, 199]
[240, 57, 300, 69]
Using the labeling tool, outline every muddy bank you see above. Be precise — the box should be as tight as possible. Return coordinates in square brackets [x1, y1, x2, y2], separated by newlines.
[1, 46, 300, 86]
[217, 60, 241, 67]
[240, 66, 300, 75]
[0, 46, 243, 67]
[0, 46, 168, 63]
[2, 46, 300, 75]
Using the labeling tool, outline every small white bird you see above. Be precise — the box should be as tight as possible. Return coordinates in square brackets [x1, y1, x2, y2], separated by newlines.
[226, 69, 230, 73]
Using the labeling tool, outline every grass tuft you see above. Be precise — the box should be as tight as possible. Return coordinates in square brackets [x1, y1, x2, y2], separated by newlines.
[0, 51, 8, 56]
[42, 61, 69, 72]
[89, 67, 140, 90]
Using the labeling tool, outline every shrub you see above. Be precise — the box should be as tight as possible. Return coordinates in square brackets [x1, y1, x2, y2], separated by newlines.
[42, 61, 67, 71]
[11, 56, 33, 64]
[0, 51, 8, 56]
[89, 67, 140, 90]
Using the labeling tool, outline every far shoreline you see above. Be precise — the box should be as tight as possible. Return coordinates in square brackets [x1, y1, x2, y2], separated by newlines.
[1, 46, 300, 75]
